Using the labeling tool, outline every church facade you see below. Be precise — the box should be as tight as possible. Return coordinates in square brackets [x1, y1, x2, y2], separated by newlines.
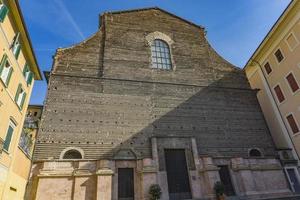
[28, 8, 294, 200]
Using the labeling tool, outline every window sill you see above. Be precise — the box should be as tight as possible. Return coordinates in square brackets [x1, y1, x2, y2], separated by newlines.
[2, 149, 9, 155]
[292, 132, 300, 138]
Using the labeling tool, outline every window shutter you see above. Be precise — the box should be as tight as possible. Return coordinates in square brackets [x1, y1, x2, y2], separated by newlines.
[0, 4, 9, 23]
[15, 84, 21, 102]
[5, 67, 13, 86]
[23, 64, 29, 77]
[287, 114, 300, 134]
[3, 126, 14, 151]
[286, 73, 299, 93]
[0, 54, 7, 75]
[264, 62, 272, 74]
[14, 44, 21, 59]
[20, 92, 26, 109]
[274, 85, 285, 103]
[27, 71, 33, 85]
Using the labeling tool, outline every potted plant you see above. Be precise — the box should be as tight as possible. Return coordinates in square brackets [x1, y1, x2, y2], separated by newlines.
[214, 181, 225, 200]
[149, 184, 162, 200]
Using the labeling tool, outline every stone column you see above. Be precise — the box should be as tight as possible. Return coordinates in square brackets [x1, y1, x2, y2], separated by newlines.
[199, 156, 220, 199]
[141, 158, 158, 200]
[96, 169, 114, 200]
[190, 138, 203, 199]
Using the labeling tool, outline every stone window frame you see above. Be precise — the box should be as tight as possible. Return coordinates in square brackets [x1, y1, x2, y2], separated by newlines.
[284, 166, 300, 193]
[145, 31, 176, 70]
[273, 83, 286, 105]
[285, 71, 300, 95]
[286, 112, 300, 135]
[285, 32, 299, 52]
[248, 148, 263, 158]
[273, 48, 285, 64]
[59, 147, 84, 160]
[263, 61, 272, 76]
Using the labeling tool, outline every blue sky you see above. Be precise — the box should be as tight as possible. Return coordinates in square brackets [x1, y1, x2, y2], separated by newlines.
[19, 0, 291, 105]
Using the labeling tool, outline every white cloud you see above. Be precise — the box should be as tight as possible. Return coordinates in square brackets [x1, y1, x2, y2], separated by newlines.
[53, 0, 85, 40]
[20, 0, 85, 43]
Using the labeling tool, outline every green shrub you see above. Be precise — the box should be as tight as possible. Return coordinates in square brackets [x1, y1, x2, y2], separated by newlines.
[149, 184, 162, 200]
[214, 181, 225, 197]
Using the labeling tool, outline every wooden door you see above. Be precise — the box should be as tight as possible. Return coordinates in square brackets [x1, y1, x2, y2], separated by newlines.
[118, 168, 134, 200]
[165, 149, 192, 200]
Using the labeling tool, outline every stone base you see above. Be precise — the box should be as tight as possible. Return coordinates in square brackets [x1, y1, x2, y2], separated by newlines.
[27, 157, 293, 200]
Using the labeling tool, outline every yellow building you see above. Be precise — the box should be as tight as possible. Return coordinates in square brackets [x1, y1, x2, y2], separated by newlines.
[245, 0, 300, 193]
[0, 0, 42, 199]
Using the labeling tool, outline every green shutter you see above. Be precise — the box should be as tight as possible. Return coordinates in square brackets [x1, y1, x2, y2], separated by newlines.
[3, 125, 14, 151]
[27, 71, 33, 85]
[23, 64, 29, 77]
[5, 67, 13, 86]
[0, 54, 7, 75]
[20, 92, 26, 109]
[0, 4, 9, 23]
[15, 83, 21, 102]
[14, 44, 21, 59]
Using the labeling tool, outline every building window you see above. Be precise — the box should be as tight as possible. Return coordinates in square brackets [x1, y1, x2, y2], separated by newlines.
[287, 114, 300, 134]
[15, 84, 26, 109]
[22, 64, 33, 85]
[3, 120, 16, 152]
[274, 85, 285, 103]
[11, 33, 21, 59]
[264, 62, 272, 74]
[0, 3, 8, 22]
[0, 54, 13, 86]
[249, 149, 262, 157]
[286, 33, 298, 51]
[286, 73, 299, 93]
[19, 129, 33, 156]
[151, 39, 172, 70]
[274, 49, 284, 63]
[63, 149, 82, 159]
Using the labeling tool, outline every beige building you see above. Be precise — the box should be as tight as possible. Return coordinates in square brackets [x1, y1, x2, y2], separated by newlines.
[245, 0, 300, 193]
[0, 0, 42, 199]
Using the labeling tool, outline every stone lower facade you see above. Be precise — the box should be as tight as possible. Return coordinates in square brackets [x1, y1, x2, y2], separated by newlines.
[28, 153, 290, 200]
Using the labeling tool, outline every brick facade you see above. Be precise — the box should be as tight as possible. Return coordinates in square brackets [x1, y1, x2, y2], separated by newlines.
[29, 8, 292, 200]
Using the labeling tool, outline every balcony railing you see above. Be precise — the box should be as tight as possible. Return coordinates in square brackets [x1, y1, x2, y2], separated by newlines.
[19, 129, 34, 157]
[24, 116, 39, 129]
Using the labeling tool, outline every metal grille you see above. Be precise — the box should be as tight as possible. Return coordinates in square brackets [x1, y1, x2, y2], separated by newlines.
[63, 150, 82, 159]
[151, 39, 172, 70]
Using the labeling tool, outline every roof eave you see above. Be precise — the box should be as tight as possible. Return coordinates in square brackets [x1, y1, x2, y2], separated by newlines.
[244, 0, 295, 70]
[10, 0, 43, 80]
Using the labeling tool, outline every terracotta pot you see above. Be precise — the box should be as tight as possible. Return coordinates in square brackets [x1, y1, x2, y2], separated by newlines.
[217, 194, 225, 200]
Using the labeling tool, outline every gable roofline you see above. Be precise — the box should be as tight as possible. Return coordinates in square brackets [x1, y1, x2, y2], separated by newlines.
[8, 0, 43, 80]
[244, 0, 294, 69]
[100, 7, 205, 30]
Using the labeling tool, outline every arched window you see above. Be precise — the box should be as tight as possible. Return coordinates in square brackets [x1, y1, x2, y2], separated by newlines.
[63, 149, 82, 159]
[249, 149, 262, 157]
[151, 39, 172, 70]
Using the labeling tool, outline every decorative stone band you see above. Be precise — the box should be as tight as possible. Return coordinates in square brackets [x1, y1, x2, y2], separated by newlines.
[231, 163, 282, 171]
[198, 165, 220, 173]
[73, 169, 93, 177]
[96, 169, 114, 176]
[140, 166, 157, 174]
